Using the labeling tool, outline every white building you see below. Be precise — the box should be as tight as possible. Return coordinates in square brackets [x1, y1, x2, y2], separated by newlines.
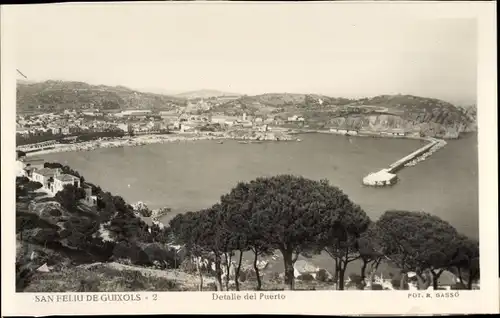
[31, 168, 61, 189]
[363, 169, 398, 186]
[120, 110, 152, 117]
[53, 173, 81, 194]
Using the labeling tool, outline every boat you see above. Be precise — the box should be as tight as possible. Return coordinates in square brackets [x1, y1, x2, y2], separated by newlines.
[238, 141, 249, 144]
[217, 141, 224, 144]
[296, 139, 302, 142]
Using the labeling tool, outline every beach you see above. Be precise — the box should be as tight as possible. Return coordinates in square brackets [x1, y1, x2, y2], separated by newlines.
[22, 130, 296, 157]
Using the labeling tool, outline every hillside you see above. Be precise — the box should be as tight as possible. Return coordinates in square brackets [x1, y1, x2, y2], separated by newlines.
[176, 89, 241, 99]
[16, 80, 187, 114]
[16, 80, 476, 137]
[207, 93, 476, 137]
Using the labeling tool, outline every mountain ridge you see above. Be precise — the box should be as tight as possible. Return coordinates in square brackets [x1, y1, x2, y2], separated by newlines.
[175, 89, 242, 99]
[16, 80, 477, 137]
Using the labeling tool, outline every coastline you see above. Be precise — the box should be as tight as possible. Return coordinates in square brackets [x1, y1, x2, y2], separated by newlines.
[21, 131, 296, 157]
[21, 128, 453, 158]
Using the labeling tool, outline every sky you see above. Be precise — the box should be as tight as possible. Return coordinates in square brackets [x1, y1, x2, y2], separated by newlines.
[11, 3, 477, 105]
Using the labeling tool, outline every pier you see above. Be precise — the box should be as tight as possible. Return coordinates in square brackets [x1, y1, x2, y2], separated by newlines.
[363, 138, 442, 186]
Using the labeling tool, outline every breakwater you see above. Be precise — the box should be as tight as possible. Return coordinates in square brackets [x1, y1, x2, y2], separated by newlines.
[363, 137, 446, 186]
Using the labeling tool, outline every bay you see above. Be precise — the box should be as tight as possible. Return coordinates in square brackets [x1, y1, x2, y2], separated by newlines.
[40, 132, 478, 277]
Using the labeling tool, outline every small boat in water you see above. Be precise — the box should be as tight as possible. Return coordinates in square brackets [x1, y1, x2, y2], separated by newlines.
[296, 139, 302, 142]
[217, 141, 224, 144]
[238, 141, 249, 144]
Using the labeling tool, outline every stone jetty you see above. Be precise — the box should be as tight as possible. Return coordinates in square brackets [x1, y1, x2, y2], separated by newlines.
[363, 137, 445, 187]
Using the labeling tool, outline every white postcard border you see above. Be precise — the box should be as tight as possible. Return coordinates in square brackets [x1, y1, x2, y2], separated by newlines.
[1, 1, 498, 316]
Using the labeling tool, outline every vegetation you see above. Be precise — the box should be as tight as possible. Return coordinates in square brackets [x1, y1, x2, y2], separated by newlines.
[17, 80, 186, 114]
[376, 210, 478, 290]
[16, 163, 479, 292]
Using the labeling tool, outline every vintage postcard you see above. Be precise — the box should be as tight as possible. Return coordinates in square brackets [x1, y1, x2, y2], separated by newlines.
[1, 1, 498, 316]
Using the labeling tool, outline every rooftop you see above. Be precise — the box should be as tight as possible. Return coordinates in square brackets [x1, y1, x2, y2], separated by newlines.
[33, 168, 58, 177]
[55, 174, 79, 182]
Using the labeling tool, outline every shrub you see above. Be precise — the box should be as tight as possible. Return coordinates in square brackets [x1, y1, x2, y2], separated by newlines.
[371, 284, 384, 290]
[25, 181, 43, 191]
[112, 242, 150, 266]
[451, 283, 467, 290]
[22, 228, 60, 245]
[16, 211, 59, 233]
[16, 262, 35, 292]
[78, 278, 100, 292]
[179, 258, 198, 274]
[391, 278, 409, 290]
[297, 273, 315, 281]
[16, 176, 30, 185]
[316, 269, 328, 282]
[48, 209, 62, 217]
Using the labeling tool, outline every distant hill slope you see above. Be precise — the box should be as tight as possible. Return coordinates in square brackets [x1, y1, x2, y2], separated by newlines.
[16, 80, 187, 114]
[175, 89, 241, 99]
[16, 80, 476, 137]
[206, 93, 476, 138]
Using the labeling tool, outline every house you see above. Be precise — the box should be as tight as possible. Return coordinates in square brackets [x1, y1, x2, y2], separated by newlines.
[180, 124, 195, 133]
[53, 173, 81, 194]
[287, 115, 305, 122]
[258, 125, 269, 132]
[31, 168, 61, 189]
[388, 128, 407, 137]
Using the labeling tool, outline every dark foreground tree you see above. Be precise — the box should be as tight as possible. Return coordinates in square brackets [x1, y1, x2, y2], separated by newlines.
[220, 181, 269, 290]
[317, 194, 370, 290]
[218, 175, 360, 290]
[357, 223, 384, 289]
[377, 210, 462, 290]
[452, 235, 479, 289]
[55, 184, 86, 211]
[170, 210, 226, 291]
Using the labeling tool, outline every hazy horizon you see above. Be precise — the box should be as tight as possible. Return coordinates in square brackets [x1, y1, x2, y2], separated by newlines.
[12, 4, 477, 106]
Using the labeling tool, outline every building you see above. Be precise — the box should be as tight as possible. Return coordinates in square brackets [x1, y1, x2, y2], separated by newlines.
[363, 169, 398, 186]
[120, 110, 152, 117]
[388, 128, 408, 137]
[83, 185, 97, 206]
[31, 168, 61, 189]
[287, 115, 305, 122]
[180, 124, 195, 132]
[53, 173, 81, 194]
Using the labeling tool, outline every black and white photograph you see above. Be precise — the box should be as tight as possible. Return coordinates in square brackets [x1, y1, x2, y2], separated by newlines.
[1, 1, 497, 316]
